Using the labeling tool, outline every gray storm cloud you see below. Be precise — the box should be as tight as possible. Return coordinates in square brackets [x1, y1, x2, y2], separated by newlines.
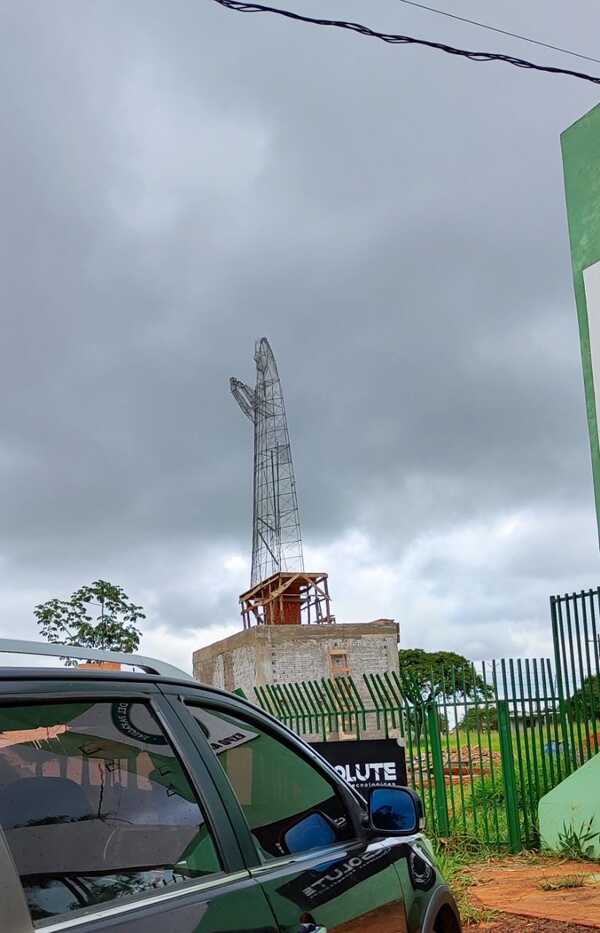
[0, 0, 599, 669]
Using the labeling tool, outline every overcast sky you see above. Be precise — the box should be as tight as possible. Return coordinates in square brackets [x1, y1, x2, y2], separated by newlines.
[1, 0, 599, 673]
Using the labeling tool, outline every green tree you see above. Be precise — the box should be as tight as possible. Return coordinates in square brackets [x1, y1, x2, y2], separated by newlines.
[34, 580, 144, 665]
[398, 649, 493, 706]
[570, 674, 600, 721]
[460, 706, 498, 732]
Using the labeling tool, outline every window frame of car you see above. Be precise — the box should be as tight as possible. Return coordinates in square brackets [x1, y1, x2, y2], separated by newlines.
[160, 684, 370, 870]
[0, 674, 250, 929]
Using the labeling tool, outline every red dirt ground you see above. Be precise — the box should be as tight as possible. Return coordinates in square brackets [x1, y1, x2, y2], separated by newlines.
[468, 859, 600, 929]
[476, 918, 600, 932]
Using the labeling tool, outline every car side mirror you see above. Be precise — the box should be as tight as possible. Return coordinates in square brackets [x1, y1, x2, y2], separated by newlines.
[368, 786, 424, 835]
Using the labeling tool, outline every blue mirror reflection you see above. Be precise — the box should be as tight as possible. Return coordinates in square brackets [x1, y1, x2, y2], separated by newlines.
[370, 787, 418, 833]
[284, 812, 337, 854]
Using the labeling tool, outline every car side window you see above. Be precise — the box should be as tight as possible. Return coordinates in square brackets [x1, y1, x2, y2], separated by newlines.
[188, 705, 354, 861]
[0, 700, 221, 924]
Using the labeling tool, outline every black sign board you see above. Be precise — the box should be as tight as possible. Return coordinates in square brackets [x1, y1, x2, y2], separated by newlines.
[310, 738, 407, 792]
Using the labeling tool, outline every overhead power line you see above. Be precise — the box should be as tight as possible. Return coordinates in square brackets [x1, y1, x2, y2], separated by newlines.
[394, 0, 600, 66]
[211, 0, 600, 86]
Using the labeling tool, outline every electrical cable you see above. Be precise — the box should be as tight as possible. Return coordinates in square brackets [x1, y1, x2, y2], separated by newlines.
[210, 0, 600, 86]
[394, 0, 600, 66]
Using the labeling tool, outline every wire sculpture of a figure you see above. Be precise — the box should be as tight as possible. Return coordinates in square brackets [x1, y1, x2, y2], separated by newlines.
[231, 338, 304, 587]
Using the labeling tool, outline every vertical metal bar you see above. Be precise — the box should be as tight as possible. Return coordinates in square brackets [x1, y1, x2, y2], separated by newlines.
[281, 683, 297, 732]
[553, 597, 575, 774]
[411, 691, 434, 831]
[329, 678, 352, 736]
[377, 672, 393, 729]
[550, 595, 562, 680]
[573, 593, 592, 761]
[565, 596, 584, 765]
[589, 589, 600, 681]
[390, 670, 405, 704]
[277, 684, 303, 735]
[264, 683, 286, 721]
[338, 677, 360, 739]
[471, 663, 490, 844]
[303, 680, 327, 740]
[286, 682, 304, 734]
[280, 683, 299, 733]
[589, 589, 600, 755]
[525, 659, 543, 810]
[363, 673, 383, 733]
[298, 680, 318, 736]
[254, 685, 272, 714]
[427, 702, 449, 836]
[540, 659, 557, 786]
[383, 671, 403, 731]
[460, 667, 478, 838]
[483, 661, 501, 844]
[375, 674, 398, 731]
[311, 680, 334, 736]
[385, 671, 404, 707]
[320, 679, 341, 735]
[296, 680, 320, 734]
[532, 659, 549, 795]
[506, 659, 529, 842]
[450, 666, 467, 835]
[403, 701, 418, 795]
[303, 679, 321, 736]
[548, 658, 566, 783]
[497, 699, 521, 853]
[581, 592, 599, 755]
[347, 677, 368, 732]
[440, 669, 457, 833]
[391, 675, 419, 799]
[516, 659, 536, 843]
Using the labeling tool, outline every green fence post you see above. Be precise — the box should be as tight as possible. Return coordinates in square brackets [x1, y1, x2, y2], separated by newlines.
[551, 595, 575, 774]
[497, 700, 521, 853]
[427, 703, 449, 836]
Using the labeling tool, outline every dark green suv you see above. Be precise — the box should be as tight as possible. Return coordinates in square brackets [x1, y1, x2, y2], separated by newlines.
[0, 639, 461, 933]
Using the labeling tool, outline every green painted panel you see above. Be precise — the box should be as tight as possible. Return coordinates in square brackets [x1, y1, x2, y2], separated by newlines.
[561, 104, 600, 541]
[538, 750, 600, 857]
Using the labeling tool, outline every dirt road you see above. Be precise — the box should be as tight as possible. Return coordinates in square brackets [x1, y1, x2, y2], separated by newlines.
[477, 919, 597, 932]
[468, 858, 600, 930]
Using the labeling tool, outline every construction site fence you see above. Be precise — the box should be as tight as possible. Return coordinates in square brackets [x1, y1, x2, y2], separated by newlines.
[253, 588, 600, 853]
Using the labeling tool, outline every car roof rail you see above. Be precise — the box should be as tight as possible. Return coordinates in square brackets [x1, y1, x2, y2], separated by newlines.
[0, 638, 194, 682]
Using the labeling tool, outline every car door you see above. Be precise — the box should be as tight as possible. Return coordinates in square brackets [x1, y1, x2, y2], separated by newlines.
[0, 676, 279, 933]
[164, 686, 409, 933]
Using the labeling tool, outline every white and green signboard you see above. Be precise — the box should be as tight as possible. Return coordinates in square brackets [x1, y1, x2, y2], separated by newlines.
[562, 104, 600, 540]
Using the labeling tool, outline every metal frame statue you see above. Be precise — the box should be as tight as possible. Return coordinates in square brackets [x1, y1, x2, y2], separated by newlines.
[231, 338, 304, 586]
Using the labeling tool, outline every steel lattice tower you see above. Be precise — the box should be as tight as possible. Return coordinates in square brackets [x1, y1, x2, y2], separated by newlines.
[231, 338, 304, 586]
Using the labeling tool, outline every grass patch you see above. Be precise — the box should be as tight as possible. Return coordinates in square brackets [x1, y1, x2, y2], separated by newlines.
[557, 817, 600, 861]
[538, 874, 587, 891]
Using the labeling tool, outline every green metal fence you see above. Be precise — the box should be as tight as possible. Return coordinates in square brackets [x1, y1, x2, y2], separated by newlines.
[551, 588, 600, 770]
[252, 588, 600, 851]
[256, 662, 583, 850]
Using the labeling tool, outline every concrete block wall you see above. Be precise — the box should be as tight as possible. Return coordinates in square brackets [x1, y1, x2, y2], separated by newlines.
[193, 620, 399, 738]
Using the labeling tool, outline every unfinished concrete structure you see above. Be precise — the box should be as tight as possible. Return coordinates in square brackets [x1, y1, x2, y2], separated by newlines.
[193, 615, 399, 710]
